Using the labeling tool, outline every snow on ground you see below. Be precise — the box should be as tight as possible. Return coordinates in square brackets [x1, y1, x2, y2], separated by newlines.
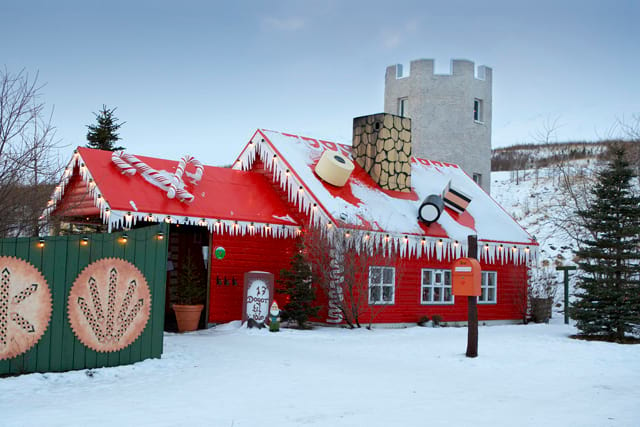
[2, 320, 639, 427]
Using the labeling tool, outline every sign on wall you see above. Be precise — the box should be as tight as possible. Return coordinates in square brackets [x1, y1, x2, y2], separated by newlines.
[242, 271, 274, 328]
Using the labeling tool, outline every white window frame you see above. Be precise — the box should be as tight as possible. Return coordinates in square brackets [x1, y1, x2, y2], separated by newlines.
[368, 266, 395, 305]
[473, 98, 483, 123]
[420, 269, 454, 305]
[479, 271, 497, 304]
[398, 97, 408, 117]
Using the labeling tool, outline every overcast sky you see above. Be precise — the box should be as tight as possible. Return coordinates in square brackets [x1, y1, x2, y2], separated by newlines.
[2, 0, 638, 166]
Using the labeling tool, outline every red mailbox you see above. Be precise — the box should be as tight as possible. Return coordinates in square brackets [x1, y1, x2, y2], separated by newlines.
[452, 257, 482, 296]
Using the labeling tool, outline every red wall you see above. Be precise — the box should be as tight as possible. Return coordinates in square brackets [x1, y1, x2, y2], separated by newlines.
[362, 257, 527, 324]
[311, 251, 528, 325]
[208, 233, 298, 323]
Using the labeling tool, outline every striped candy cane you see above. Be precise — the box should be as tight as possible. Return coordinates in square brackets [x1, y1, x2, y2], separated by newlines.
[167, 155, 203, 199]
[111, 151, 203, 202]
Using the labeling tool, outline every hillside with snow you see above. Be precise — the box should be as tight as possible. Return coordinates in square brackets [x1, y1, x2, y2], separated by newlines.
[490, 140, 639, 314]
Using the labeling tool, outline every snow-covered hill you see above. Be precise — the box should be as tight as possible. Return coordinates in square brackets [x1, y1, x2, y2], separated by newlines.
[491, 168, 579, 268]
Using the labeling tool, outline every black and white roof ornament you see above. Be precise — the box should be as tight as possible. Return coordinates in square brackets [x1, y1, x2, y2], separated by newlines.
[418, 194, 444, 225]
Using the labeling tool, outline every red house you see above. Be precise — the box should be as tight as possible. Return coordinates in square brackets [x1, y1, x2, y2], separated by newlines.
[47, 113, 537, 327]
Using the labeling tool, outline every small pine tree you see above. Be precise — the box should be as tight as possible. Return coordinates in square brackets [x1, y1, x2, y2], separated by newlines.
[278, 245, 319, 329]
[571, 145, 640, 341]
[86, 105, 125, 151]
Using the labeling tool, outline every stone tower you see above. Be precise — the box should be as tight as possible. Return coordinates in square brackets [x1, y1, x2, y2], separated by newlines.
[384, 59, 492, 192]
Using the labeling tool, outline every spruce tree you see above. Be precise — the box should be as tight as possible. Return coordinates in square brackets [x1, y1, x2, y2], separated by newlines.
[278, 245, 319, 329]
[571, 145, 640, 341]
[86, 105, 125, 151]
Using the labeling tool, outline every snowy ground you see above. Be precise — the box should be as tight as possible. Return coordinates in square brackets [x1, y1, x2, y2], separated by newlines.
[2, 320, 639, 427]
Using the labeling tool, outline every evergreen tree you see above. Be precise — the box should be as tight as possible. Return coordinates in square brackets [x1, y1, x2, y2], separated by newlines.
[571, 145, 640, 341]
[278, 244, 319, 329]
[86, 105, 125, 151]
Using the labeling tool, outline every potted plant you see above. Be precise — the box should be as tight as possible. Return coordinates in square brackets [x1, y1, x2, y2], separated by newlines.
[173, 254, 207, 332]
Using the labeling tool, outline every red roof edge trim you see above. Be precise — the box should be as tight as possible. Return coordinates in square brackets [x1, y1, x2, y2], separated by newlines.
[231, 129, 338, 234]
[258, 130, 338, 225]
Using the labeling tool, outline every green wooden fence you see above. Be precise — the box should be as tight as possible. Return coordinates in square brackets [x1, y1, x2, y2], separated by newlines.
[0, 223, 168, 375]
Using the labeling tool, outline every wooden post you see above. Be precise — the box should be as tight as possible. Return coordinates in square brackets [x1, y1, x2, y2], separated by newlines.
[556, 266, 577, 324]
[466, 235, 478, 358]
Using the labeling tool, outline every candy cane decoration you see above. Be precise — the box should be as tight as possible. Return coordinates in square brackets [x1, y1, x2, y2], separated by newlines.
[111, 151, 203, 203]
[167, 155, 203, 199]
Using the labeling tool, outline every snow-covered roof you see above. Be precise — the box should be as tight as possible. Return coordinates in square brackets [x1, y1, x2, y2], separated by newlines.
[235, 129, 537, 264]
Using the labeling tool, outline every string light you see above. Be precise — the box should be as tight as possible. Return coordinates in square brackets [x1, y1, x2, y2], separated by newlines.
[119, 234, 128, 244]
[80, 237, 89, 246]
[37, 238, 45, 248]
[157, 232, 164, 240]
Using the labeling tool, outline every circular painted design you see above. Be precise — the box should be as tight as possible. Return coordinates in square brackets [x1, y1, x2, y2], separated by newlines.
[0, 256, 52, 361]
[214, 246, 226, 260]
[68, 258, 151, 353]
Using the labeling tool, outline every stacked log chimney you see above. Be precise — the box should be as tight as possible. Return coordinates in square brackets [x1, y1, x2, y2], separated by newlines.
[352, 113, 412, 192]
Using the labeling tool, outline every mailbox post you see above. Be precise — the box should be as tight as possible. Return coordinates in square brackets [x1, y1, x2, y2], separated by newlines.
[452, 235, 482, 358]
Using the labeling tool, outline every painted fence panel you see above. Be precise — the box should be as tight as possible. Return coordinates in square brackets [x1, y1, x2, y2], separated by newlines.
[0, 224, 168, 375]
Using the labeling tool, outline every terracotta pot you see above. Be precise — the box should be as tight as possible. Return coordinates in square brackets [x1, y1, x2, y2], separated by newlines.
[173, 304, 204, 332]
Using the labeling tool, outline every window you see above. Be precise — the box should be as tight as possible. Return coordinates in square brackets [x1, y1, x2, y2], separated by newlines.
[398, 98, 408, 117]
[369, 266, 395, 304]
[473, 98, 483, 122]
[479, 271, 497, 303]
[472, 173, 482, 186]
[421, 269, 453, 304]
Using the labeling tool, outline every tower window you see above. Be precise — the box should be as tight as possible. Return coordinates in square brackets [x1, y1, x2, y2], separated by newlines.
[473, 173, 482, 186]
[398, 98, 408, 117]
[473, 98, 483, 122]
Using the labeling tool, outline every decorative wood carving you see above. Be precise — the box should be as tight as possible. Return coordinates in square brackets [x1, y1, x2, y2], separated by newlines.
[0, 256, 52, 360]
[68, 258, 151, 352]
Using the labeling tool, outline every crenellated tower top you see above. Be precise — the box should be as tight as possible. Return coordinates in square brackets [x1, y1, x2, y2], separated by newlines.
[384, 58, 493, 192]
